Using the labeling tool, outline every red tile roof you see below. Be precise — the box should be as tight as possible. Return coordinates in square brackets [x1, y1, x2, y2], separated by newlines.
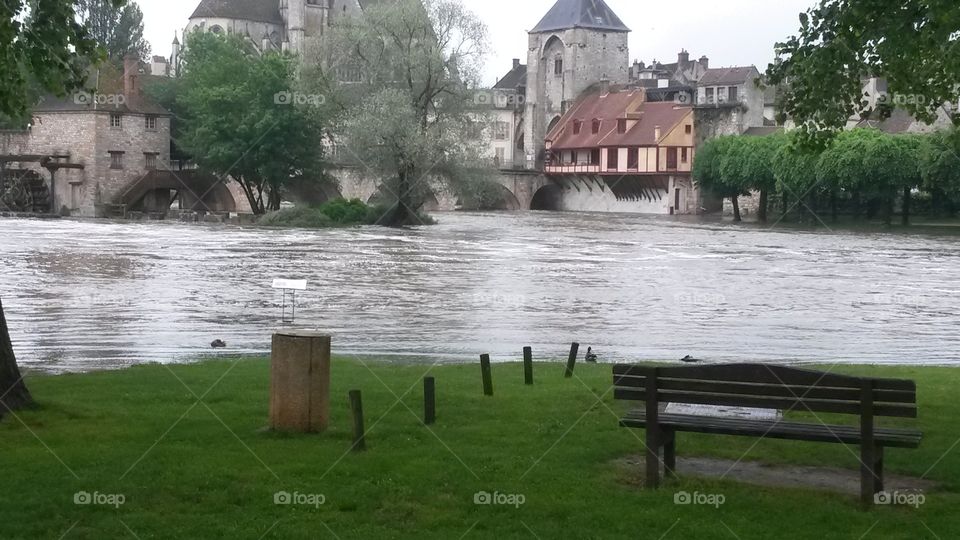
[546, 89, 692, 150]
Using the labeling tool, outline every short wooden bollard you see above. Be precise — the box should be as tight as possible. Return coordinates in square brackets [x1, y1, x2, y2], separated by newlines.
[523, 346, 533, 385]
[348, 389, 366, 452]
[423, 377, 436, 425]
[269, 332, 331, 433]
[564, 342, 580, 378]
[480, 354, 494, 396]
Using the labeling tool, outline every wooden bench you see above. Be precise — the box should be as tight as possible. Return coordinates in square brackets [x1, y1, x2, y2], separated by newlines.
[612, 363, 923, 505]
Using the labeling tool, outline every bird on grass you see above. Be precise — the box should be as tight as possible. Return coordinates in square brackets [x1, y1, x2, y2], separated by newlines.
[585, 347, 598, 363]
[211, 339, 227, 349]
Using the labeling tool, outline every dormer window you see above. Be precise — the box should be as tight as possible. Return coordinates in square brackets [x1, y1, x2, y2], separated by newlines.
[592, 119, 601, 134]
[573, 120, 583, 135]
[617, 119, 627, 134]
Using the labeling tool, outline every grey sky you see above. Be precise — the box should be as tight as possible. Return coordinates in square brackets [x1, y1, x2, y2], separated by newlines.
[141, 0, 817, 85]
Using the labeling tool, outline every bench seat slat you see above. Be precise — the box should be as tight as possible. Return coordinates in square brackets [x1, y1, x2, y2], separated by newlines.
[619, 410, 922, 448]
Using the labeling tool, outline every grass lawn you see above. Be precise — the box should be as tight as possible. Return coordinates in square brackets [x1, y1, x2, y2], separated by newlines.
[1, 359, 958, 539]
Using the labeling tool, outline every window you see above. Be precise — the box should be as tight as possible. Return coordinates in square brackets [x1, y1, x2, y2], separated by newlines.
[627, 148, 639, 170]
[554, 58, 563, 76]
[573, 120, 582, 135]
[209, 25, 223, 34]
[145, 116, 157, 131]
[705, 88, 715, 104]
[617, 119, 627, 134]
[592, 119, 601, 134]
[109, 151, 124, 170]
[494, 121, 509, 140]
[666, 148, 678, 170]
[494, 148, 505, 166]
[607, 148, 618, 170]
[681, 148, 689, 164]
[685, 124, 692, 135]
[590, 149, 600, 165]
[110, 114, 122, 128]
[144, 152, 158, 170]
[728, 86, 739, 102]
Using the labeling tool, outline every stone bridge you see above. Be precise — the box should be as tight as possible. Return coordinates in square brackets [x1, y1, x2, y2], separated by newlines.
[111, 170, 242, 215]
[331, 167, 552, 211]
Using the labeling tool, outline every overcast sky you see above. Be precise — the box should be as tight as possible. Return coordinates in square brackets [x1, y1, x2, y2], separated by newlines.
[141, 0, 817, 85]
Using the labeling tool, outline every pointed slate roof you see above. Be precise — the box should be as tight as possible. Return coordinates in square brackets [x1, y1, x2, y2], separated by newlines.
[531, 0, 630, 33]
[189, 0, 283, 25]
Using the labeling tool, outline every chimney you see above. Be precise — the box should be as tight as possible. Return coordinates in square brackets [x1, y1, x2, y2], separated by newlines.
[123, 55, 140, 98]
[699, 56, 710, 69]
[678, 49, 690, 66]
[513, 58, 520, 69]
[654, 125, 661, 140]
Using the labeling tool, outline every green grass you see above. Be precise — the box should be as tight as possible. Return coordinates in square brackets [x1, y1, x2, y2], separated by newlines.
[1, 359, 958, 539]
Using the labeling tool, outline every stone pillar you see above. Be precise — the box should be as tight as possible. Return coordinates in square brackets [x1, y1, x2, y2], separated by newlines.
[269, 332, 331, 433]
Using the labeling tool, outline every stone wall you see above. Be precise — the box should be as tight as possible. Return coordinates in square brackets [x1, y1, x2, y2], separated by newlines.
[722, 190, 763, 218]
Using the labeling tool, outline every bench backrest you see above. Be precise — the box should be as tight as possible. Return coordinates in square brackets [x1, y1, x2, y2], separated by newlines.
[612, 363, 917, 418]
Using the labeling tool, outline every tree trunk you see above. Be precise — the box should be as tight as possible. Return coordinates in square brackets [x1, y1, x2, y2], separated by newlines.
[831, 190, 838, 223]
[0, 298, 32, 417]
[758, 189, 769, 223]
[902, 187, 911, 226]
[731, 196, 741, 222]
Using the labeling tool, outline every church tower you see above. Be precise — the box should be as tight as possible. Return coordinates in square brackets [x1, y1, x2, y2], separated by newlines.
[523, 0, 630, 166]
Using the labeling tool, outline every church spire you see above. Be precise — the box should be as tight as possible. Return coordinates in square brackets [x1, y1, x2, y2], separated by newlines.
[531, 0, 630, 34]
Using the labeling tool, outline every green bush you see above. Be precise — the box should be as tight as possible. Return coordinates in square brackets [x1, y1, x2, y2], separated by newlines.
[258, 198, 437, 228]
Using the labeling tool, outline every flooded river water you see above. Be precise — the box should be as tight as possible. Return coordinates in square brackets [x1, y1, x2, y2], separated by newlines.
[1, 212, 958, 372]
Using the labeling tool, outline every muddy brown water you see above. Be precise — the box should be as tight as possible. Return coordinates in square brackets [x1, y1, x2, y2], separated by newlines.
[1, 212, 959, 373]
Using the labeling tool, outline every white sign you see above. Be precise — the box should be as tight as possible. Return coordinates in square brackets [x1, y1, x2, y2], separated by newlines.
[272, 279, 307, 291]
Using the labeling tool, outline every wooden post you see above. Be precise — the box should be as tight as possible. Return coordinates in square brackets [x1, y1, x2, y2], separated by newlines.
[349, 389, 366, 452]
[480, 354, 493, 396]
[423, 377, 436, 425]
[269, 332, 331, 433]
[523, 346, 533, 385]
[564, 342, 579, 378]
[860, 380, 876, 506]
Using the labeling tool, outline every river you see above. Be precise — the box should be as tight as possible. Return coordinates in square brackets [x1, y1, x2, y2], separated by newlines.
[1, 212, 958, 372]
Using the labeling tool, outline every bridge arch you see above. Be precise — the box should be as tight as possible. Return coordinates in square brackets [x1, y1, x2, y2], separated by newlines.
[114, 171, 237, 214]
[530, 183, 563, 211]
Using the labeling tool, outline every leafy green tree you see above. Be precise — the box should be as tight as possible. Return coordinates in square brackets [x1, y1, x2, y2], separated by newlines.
[177, 31, 332, 214]
[772, 135, 824, 221]
[693, 136, 747, 221]
[76, 0, 150, 62]
[316, 0, 492, 226]
[0, 0, 116, 118]
[767, 0, 960, 145]
[921, 129, 960, 214]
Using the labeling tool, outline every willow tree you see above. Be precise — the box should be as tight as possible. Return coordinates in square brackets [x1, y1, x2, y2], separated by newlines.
[316, 0, 491, 226]
[772, 136, 823, 221]
[0, 299, 32, 416]
[693, 136, 747, 221]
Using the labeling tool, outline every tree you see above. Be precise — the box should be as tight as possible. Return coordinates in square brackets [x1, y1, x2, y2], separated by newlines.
[177, 31, 332, 214]
[766, 0, 960, 145]
[922, 129, 960, 213]
[0, 0, 116, 118]
[772, 135, 824, 221]
[0, 298, 32, 417]
[76, 0, 150, 63]
[317, 0, 492, 226]
[693, 136, 747, 221]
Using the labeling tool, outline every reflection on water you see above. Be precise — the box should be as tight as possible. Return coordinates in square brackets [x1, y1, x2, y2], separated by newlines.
[1, 212, 959, 373]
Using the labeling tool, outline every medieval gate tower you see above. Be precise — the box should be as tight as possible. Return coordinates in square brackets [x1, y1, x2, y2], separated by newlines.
[523, 0, 630, 166]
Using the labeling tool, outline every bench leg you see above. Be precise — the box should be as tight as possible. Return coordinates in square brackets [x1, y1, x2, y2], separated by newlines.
[664, 430, 676, 478]
[646, 425, 661, 489]
[860, 443, 883, 506]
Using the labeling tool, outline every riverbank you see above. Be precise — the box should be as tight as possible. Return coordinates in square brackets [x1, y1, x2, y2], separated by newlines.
[1, 358, 957, 538]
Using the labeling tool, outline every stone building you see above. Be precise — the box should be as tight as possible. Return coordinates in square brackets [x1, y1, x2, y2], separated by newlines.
[523, 0, 631, 169]
[487, 59, 527, 170]
[0, 58, 171, 216]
